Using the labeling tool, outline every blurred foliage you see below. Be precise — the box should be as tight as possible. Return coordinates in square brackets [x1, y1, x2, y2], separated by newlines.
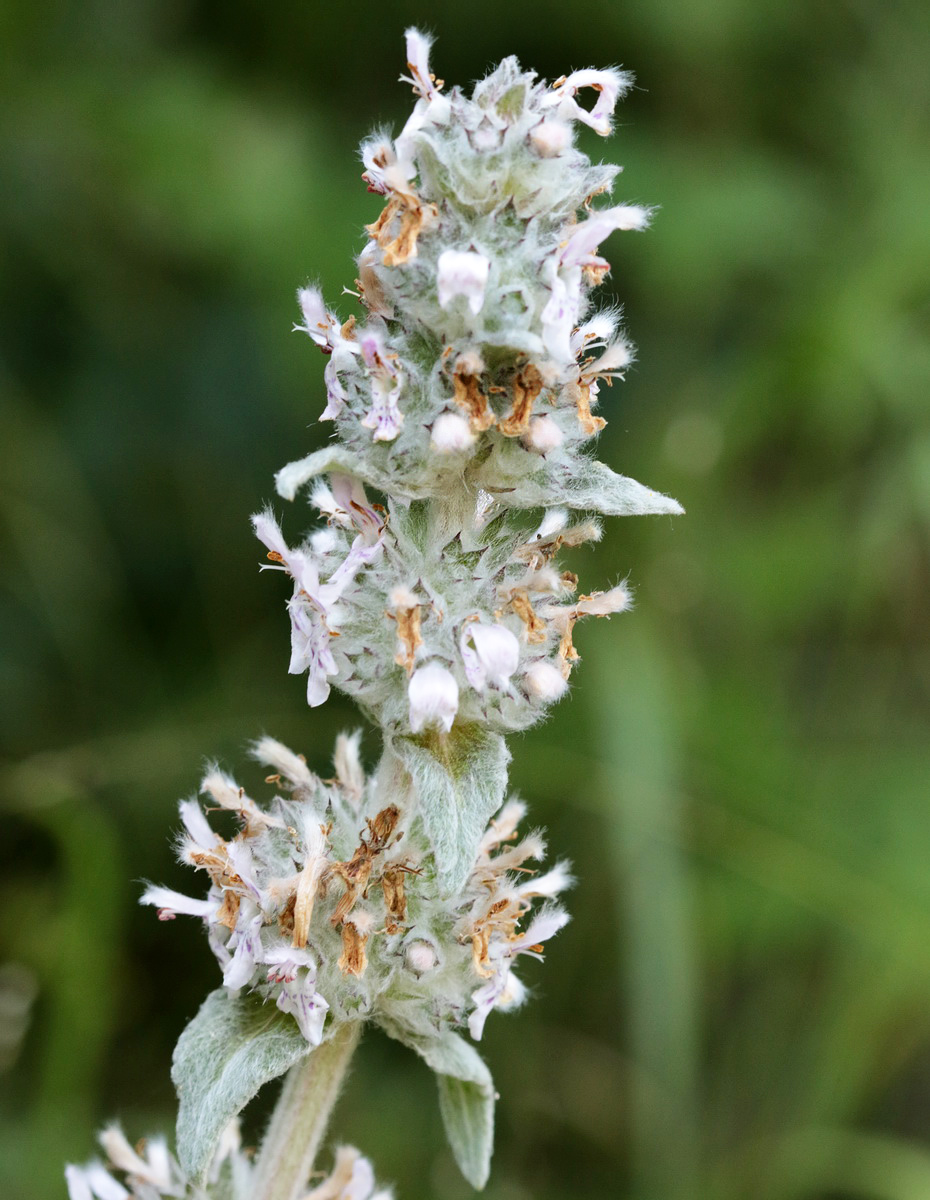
[2, 1, 930, 1197]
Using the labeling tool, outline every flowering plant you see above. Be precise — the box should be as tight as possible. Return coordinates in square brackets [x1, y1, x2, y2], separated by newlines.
[65, 29, 680, 1200]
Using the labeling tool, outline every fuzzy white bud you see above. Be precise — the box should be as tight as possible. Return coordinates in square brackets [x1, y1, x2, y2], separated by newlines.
[529, 119, 573, 157]
[523, 415, 564, 454]
[461, 622, 521, 691]
[431, 412, 476, 454]
[405, 940, 439, 974]
[524, 661, 569, 702]
[408, 662, 459, 733]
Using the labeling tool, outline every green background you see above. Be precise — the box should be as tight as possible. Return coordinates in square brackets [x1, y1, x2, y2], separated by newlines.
[3, 1, 930, 1197]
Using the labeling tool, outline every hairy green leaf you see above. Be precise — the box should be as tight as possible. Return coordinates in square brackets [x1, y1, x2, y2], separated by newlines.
[391, 724, 510, 893]
[172, 988, 311, 1182]
[473, 441, 684, 516]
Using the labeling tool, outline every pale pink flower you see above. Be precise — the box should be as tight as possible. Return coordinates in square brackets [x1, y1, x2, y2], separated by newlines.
[543, 67, 633, 136]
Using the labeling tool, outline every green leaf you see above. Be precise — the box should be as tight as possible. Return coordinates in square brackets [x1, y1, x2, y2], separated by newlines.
[381, 1020, 495, 1190]
[275, 445, 382, 501]
[472, 442, 684, 517]
[391, 725, 510, 894]
[436, 1061, 495, 1191]
[274, 444, 444, 504]
[172, 988, 311, 1182]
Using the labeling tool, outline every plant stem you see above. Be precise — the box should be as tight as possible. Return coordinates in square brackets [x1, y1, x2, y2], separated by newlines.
[252, 1021, 362, 1200]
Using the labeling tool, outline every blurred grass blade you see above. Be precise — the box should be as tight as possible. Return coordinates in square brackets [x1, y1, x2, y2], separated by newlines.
[589, 618, 700, 1200]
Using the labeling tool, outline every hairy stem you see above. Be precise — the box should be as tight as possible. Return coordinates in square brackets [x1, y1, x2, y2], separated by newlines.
[252, 1021, 362, 1200]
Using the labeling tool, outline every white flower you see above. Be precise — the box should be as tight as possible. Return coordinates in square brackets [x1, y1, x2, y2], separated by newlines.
[264, 944, 318, 982]
[252, 509, 322, 601]
[510, 906, 571, 956]
[408, 662, 459, 732]
[289, 599, 338, 707]
[570, 310, 621, 357]
[468, 906, 570, 1040]
[436, 250, 490, 315]
[540, 267, 582, 364]
[394, 30, 450, 170]
[360, 134, 418, 203]
[294, 288, 362, 421]
[517, 861, 574, 901]
[401, 27, 441, 101]
[523, 661, 568, 702]
[295, 286, 338, 348]
[253, 493, 383, 707]
[328, 474, 384, 539]
[139, 885, 215, 921]
[560, 205, 652, 269]
[177, 796, 221, 859]
[430, 411, 476, 454]
[360, 136, 392, 195]
[543, 67, 633, 136]
[359, 330, 404, 441]
[222, 902, 264, 992]
[585, 340, 634, 380]
[460, 622, 520, 691]
[276, 972, 329, 1045]
[251, 736, 317, 789]
[321, 349, 354, 422]
[565, 584, 633, 618]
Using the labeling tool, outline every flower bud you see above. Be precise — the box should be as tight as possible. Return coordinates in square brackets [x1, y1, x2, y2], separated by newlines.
[431, 412, 476, 454]
[529, 119, 573, 157]
[461, 622, 520, 691]
[405, 939, 439, 975]
[523, 415, 564, 454]
[408, 662, 459, 732]
[524, 661, 569, 702]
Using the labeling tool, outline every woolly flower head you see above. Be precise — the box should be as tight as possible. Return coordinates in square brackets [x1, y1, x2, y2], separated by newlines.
[281, 28, 680, 516]
[258, 30, 681, 725]
[254, 483, 632, 733]
[141, 734, 571, 1047]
